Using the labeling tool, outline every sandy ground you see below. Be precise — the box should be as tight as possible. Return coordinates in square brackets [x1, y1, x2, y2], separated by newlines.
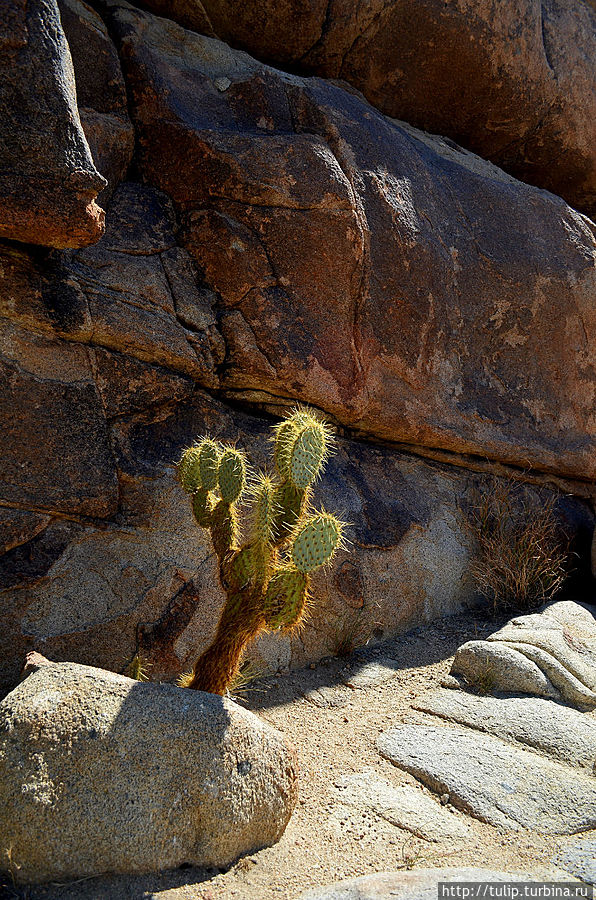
[2, 610, 593, 900]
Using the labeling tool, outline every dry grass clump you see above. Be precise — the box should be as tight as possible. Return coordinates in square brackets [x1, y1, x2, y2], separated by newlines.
[466, 479, 570, 616]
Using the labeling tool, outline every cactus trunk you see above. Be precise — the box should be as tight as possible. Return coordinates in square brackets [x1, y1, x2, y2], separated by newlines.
[183, 587, 265, 694]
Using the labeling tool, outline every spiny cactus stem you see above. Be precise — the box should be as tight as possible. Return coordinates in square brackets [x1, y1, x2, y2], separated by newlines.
[184, 588, 265, 695]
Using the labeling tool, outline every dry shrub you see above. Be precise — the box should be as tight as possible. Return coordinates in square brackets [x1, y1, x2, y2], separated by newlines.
[466, 479, 570, 615]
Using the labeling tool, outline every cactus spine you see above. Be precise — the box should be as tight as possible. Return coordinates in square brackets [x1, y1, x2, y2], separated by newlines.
[177, 408, 345, 695]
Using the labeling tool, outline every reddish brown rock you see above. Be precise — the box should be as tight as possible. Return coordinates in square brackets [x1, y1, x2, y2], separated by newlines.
[140, 0, 596, 217]
[105, 5, 596, 481]
[0, 0, 106, 247]
[58, 0, 134, 204]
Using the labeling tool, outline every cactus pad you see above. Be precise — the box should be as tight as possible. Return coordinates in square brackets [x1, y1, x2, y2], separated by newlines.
[198, 439, 220, 491]
[264, 566, 308, 630]
[289, 423, 327, 489]
[291, 513, 343, 573]
[178, 446, 202, 494]
[210, 499, 238, 558]
[252, 474, 279, 544]
[192, 487, 215, 527]
[224, 546, 255, 591]
[271, 480, 309, 546]
[218, 448, 246, 503]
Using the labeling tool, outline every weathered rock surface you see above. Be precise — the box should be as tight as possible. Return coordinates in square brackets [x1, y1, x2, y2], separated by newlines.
[299, 869, 553, 900]
[0, 0, 106, 247]
[334, 770, 472, 842]
[554, 839, 596, 885]
[1, 0, 595, 707]
[58, 0, 134, 204]
[451, 601, 596, 708]
[377, 723, 596, 833]
[417, 691, 596, 771]
[139, 0, 596, 217]
[105, 4, 596, 481]
[0, 660, 298, 883]
[0, 168, 593, 695]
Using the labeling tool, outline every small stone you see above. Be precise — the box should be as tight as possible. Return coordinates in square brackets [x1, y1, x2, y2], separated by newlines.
[214, 76, 231, 92]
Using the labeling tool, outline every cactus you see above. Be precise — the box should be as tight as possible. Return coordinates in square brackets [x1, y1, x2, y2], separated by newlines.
[176, 407, 346, 695]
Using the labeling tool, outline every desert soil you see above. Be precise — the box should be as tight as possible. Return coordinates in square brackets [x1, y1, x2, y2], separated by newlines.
[3, 610, 593, 900]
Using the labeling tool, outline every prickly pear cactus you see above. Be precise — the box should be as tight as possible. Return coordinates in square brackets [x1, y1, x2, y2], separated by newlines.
[176, 407, 346, 695]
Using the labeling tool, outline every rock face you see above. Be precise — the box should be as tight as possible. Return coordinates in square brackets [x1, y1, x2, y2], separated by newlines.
[377, 723, 596, 833]
[139, 0, 596, 218]
[451, 600, 596, 708]
[58, 0, 134, 205]
[0, 0, 595, 701]
[105, 4, 596, 481]
[0, 660, 298, 883]
[554, 839, 596, 886]
[0, 0, 106, 247]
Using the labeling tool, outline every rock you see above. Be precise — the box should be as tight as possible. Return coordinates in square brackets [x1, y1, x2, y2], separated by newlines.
[58, 0, 134, 204]
[147, 0, 596, 218]
[105, 4, 596, 482]
[298, 869, 552, 900]
[377, 724, 596, 833]
[451, 601, 596, 708]
[0, 321, 119, 517]
[304, 686, 349, 709]
[0, 0, 106, 247]
[0, 660, 298, 883]
[451, 640, 561, 700]
[417, 691, 596, 771]
[334, 770, 471, 842]
[554, 839, 596, 885]
[343, 658, 400, 690]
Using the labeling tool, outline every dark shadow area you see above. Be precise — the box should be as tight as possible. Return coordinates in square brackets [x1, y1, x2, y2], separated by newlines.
[1, 863, 215, 900]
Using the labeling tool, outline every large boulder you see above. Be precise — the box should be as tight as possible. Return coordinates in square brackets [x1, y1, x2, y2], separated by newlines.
[0, 0, 106, 247]
[136, 0, 596, 218]
[104, 4, 596, 482]
[0, 658, 298, 883]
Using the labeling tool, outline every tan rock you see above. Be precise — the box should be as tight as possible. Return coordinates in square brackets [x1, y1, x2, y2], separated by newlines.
[0, 661, 298, 883]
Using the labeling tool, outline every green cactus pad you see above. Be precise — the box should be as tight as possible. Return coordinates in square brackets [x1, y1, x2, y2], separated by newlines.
[264, 566, 308, 630]
[192, 487, 215, 527]
[273, 413, 309, 479]
[198, 440, 220, 491]
[271, 481, 309, 547]
[252, 474, 279, 544]
[210, 499, 238, 558]
[223, 546, 255, 591]
[291, 513, 343, 573]
[218, 448, 246, 503]
[289, 423, 327, 490]
[178, 446, 202, 494]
